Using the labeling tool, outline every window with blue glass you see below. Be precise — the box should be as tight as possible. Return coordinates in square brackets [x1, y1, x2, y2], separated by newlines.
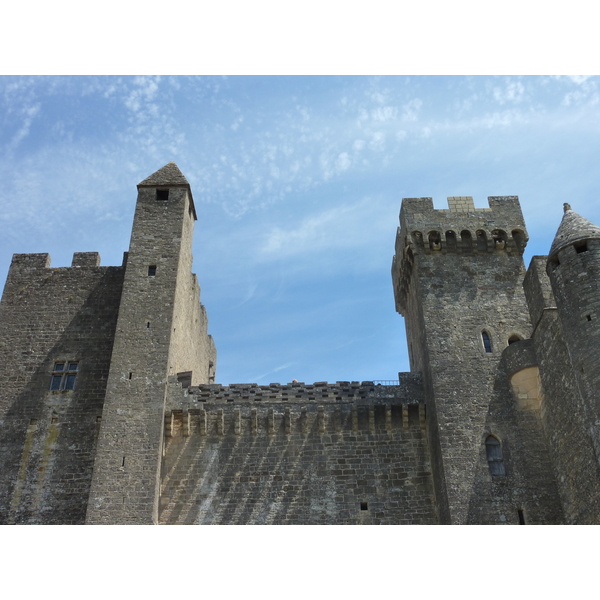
[482, 331, 493, 353]
[50, 362, 79, 391]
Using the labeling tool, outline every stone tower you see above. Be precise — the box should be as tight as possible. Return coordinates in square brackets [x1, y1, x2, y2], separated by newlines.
[85, 163, 216, 524]
[391, 196, 540, 524]
[538, 204, 600, 522]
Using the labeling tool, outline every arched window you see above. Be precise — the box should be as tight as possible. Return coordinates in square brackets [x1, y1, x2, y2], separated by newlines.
[476, 229, 488, 252]
[485, 435, 506, 476]
[482, 331, 492, 353]
[512, 229, 526, 252]
[428, 231, 441, 251]
[492, 229, 508, 250]
[445, 230, 457, 252]
[460, 230, 472, 252]
[508, 334, 522, 345]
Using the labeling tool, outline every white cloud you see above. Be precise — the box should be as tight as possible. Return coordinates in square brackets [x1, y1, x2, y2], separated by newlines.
[492, 80, 525, 105]
[369, 131, 385, 150]
[402, 98, 422, 121]
[9, 103, 40, 148]
[567, 76, 592, 85]
[259, 196, 390, 262]
[335, 152, 351, 171]
[371, 106, 398, 122]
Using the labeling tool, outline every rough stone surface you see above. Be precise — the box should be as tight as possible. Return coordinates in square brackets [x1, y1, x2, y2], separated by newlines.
[1, 164, 599, 524]
[160, 383, 434, 524]
[0, 254, 124, 524]
[548, 204, 600, 260]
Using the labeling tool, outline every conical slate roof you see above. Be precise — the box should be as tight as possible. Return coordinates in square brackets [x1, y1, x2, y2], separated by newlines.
[138, 162, 189, 187]
[549, 203, 600, 258]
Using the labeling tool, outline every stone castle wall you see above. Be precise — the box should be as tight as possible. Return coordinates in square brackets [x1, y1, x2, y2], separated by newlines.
[0, 252, 124, 524]
[160, 378, 436, 524]
[526, 256, 600, 523]
[1, 166, 597, 525]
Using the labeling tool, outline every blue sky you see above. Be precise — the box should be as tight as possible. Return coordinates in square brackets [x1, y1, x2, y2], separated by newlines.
[1, 75, 600, 385]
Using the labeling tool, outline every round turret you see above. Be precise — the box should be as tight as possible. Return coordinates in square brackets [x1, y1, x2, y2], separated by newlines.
[548, 203, 600, 268]
[545, 203, 600, 500]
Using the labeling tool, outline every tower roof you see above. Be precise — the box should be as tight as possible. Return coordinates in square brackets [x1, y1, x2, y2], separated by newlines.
[138, 162, 189, 187]
[549, 203, 600, 258]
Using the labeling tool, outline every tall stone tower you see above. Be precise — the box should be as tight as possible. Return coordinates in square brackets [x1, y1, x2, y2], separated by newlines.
[391, 196, 535, 524]
[85, 163, 216, 524]
[540, 204, 600, 522]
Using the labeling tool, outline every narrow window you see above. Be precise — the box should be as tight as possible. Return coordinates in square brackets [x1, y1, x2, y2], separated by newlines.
[50, 373, 63, 391]
[148, 265, 157, 276]
[485, 435, 506, 476]
[49, 362, 78, 391]
[587, 315, 592, 322]
[445, 230, 457, 252]
[360, 502, 368, 511]
[476, 230, 488, 252]
[518, 509, 525, 524]
[460, 230, 473, 252]
[156, 189, 169, 200]
[482, 331, 493, 353]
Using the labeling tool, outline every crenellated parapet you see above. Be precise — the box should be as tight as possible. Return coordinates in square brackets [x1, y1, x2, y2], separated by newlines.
[164, 374, 426, 438]
[392, 196, 529, 315]
[166, 373, 423, 407]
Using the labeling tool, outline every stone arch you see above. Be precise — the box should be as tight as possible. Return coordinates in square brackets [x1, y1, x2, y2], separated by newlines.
[476, 229, 488, 252]
[445, 230, 457, 252]
[509, 366, 542, 410]
[492, 229, 508, 250]
[485, 435, 506, 476]
[512, 229, 526, 252]
[411, 231, 424, 251]
[460, 230, 472, 252]
[428, 231, 441, 251]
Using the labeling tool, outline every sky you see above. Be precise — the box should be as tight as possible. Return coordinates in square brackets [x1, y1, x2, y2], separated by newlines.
[1, 75, 600, 386]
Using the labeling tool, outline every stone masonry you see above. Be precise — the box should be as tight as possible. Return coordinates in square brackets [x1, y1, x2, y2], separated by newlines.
[1, 166, 599, 524]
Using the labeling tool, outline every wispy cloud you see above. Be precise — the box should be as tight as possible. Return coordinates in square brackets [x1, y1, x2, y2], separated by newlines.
[9, 103, 40, 148]
[251, 361, 297, 383]
[259, 196, 391, 262]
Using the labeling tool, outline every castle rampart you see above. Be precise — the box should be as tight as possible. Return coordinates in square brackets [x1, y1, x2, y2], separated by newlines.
[1, 165, 598, 525]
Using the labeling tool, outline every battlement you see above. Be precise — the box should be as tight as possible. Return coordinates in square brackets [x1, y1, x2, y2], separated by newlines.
[8, 252, 128, 273]
[10, 253, 51, 269]
[395, 195, 528, 258]
[166, 373, 424, 409]
[71, 252, 101, 267]
[392, 196, 529, 315]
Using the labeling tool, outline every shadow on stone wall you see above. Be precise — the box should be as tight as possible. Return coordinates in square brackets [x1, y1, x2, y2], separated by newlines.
[0, 268, 123, 524]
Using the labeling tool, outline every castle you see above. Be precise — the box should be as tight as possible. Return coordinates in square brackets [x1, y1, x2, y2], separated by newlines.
[1, 162, 598, 525]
